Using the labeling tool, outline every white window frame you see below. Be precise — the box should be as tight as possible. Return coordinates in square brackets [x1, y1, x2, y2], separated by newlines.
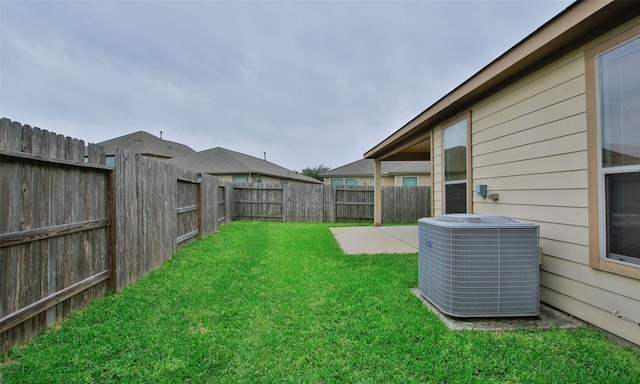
[330, 178, 358, 186]
[442, 115, 470, 214]
[586, 21, 640, 279]
[595, 34, 640, 267]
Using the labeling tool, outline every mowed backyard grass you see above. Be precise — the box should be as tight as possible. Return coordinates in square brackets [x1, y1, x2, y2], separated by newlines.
[1, 221, 639, 383]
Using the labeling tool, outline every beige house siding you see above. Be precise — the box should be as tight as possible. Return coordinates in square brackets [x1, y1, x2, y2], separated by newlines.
[382, 177, 395, 187]
[454, 19, 640, 344]
[360, 177, 374, 186]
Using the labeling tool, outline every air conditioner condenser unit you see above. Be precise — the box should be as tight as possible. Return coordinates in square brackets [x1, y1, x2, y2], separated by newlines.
[418, 214, 540, 318]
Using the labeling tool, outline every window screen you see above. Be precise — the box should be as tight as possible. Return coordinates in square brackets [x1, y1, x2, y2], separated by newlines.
[599, 35, 640, 265]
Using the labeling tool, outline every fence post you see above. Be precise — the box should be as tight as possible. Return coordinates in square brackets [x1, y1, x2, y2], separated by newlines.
[225, 181, 233, 223]
[197, 173, 203, 239]
[107, 167, 117, 293]
[212, 175, 219, 232]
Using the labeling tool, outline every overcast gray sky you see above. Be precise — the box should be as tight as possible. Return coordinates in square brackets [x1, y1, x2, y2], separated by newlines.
[1, 0, 573, 171]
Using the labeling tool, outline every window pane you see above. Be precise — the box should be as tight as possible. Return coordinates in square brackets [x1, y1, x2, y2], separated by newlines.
[606, 172, 640, 264]
[600, 36, 640, 167]
[330, 179, 343, 185]
[444, 119, 467, 181]
[402, 177, 418, 186]
[233, 176, 247, 183]
[345, 179, 358, 186]
[445, 183, 466, 214]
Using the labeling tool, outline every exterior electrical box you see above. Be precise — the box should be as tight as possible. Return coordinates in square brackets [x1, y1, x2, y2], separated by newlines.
[418, 214, 540, 318]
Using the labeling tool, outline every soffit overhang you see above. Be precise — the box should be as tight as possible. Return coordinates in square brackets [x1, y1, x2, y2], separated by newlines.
[365, 0, 640, 161]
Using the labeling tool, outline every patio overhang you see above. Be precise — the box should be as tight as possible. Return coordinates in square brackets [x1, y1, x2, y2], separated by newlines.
[366, 129, 431, 162]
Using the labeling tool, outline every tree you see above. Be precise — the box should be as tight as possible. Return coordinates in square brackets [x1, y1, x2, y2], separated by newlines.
[300, 163, 331, 181]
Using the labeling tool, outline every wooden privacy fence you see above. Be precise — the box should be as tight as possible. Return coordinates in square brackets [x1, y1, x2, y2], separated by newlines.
[233, 184, 430, 223]
[1, 121, 112, 354]
[0, 119, 231, 354]
[1, 118, 429, 354]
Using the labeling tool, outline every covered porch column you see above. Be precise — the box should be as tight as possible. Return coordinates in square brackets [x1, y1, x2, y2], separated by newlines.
[373, 159, 382, 226]
[365, 129, 431, 228]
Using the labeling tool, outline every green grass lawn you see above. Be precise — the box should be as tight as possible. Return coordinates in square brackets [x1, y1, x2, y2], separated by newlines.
[1, 221, 639, 383]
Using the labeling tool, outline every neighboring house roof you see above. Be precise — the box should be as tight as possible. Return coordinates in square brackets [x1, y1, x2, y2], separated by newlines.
[94, 131, 196, 158]
[319, 159, 430, 177]
[166, 147, 322, 184]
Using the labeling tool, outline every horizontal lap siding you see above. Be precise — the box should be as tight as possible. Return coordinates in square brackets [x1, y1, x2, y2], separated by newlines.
[470, 47, 640, 344]
[471, 51, 587, 243]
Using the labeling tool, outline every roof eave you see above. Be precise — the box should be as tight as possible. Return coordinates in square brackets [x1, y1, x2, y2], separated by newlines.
[365, 0, 637, 160]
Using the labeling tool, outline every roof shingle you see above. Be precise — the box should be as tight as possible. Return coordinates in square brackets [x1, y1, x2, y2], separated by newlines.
[95, 131, 196, 158]
[166, 147, 322, 184]
[319, 159, 430, 177]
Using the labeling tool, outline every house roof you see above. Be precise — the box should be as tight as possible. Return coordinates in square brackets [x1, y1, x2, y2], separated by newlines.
[95, 131, 196, 158]
[364, 0, 640, 160]
[166, 147, 322, 184]
[319, 159, 430, 177]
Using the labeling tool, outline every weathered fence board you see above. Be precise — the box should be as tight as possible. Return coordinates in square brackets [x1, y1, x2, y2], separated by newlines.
[202, 175, 229, 232]
[382, 186, 431, 223]
[217, 181, 231, 224]
[177, 174, 199, 246]
[335, 186, 375, 222]
[234, 184, 284, 221]
[0, 119, 110, 354]
[230, 184, 430, 223]
[284, 184, 324, 222]
[112, 151, 179, 291]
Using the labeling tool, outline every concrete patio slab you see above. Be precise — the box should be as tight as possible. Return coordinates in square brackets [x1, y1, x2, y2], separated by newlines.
[329, 226, 418, 255]
[412, 289, 582, 331]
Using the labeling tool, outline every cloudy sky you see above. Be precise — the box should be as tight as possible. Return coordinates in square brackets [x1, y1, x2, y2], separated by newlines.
[1, 0, 573, 171]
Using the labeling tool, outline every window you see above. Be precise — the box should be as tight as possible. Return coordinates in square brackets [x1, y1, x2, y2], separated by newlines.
[443, 118, 468, 213]
[233, 176, 247, 183]
[253, 176, 262, 184]
[330, 178, 358, 185]
[596, 34, 640, 266]
[402, 176, 418, 186]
